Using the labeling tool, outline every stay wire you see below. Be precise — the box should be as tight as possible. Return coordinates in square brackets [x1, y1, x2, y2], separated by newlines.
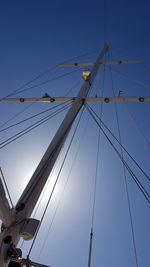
[103, 0, 107, 43]
[88, 70, 105, 267]
[0, 103, 71, 149]
[121, 157, 150, 204]
[91, 122, 101, 227]
[0, 65, 57, 100]
[0, 102, 72, 149]
[86, 103, 150, 203]
[85, 104, 150, 204]
[110, 46, 141, 61]
[108, 59, 139, 267]
[0, 80, 81, 130]
[110, 46, 150, 77]
[1, 50, 96, 99]
[27, 106, 85, 257]
[91, 71, 105, 229]
[0, 102, 35, 128]
[86, 104, 150, 183]
[38, 113, 90, 259]
[109, 66, 150, 90]
[86, 103, 150, 202]
[0, 101, 71, 133]
[87, 114, 100, 267]
[124, 104, 150, 148]
[142, 62, 150, 77]
[11, 68, 82, 96]
[64, 80, 81, 97]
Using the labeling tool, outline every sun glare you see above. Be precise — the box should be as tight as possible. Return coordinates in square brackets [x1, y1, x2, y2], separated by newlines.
[21, 170, 60, 207]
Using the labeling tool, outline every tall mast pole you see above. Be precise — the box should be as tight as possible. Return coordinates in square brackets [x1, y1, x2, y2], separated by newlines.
[16, 43, 108, 217]
[0, 43, 108, 267]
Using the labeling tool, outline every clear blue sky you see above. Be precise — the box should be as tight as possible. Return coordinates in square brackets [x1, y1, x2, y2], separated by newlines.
[0, 1, 150, 267]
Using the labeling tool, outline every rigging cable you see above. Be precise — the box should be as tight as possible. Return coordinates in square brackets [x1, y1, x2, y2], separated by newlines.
[85, 104, 150, 183]
[109, 67, 150, 90]
[103, 0, 107, 43]
[0, 65, 57, 100]
[0, 101, 71, 133]
[64, 80, 81, 97]
[0, 80, 81, 130]
[124, 104, 150, 147]
[108, 59, 139, 267]
[88, 61, 106, 267]
[142, 62, 150, 78]
[0, 102, 35, 128]
[30, 82, 83, 219]
[85, 103, 150, 205]
[10, 68, 82, 96]
[111, 45, 150, 79]
[37, 113, 91, 260]
[1, 50, 96, 99]
[88, 106, 101, 267]
[27, 106, 85, 258]
[0, 101, 72, 149]
[93, 71, 106, 225]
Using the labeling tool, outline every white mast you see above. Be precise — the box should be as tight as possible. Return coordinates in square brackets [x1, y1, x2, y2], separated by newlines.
[0, 43, 108, 267]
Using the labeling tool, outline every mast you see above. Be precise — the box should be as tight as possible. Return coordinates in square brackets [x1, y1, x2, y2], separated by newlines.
[0, 43, 108, 267]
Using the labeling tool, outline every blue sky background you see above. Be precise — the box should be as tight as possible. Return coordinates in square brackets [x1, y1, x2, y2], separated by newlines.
[0, 1, 150, 267]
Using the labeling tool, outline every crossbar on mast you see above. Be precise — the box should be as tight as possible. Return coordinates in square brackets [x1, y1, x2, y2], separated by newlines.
[1, 96, 150, 103]
[59, 59, 140, 67]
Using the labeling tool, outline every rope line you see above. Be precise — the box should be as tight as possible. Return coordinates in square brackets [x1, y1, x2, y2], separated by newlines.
[11, 69, 82, 96]
[88, 61, 106, 267]
[0, 80, 81, 131]
[86, 104, 150, 182]
[124, 105, 150, 147]
[110, 67, 150, 90]
[0, 65, 57, 100]
[0, 102, 36, 128]
[0, 102, 72, 149]
[87, 109, 101, 267]
[103, 0, 107, 42]
[37, 113, 90, 260]
[1, 50, 96, 100]
[27, 106, 84, 257]
[85, 104, 150, 205]
[0, 101, 71, 133]
[108, 58, 139, 267]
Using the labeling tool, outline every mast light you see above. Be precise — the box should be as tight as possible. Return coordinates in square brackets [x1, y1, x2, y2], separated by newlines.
[82, 69, 91, 81]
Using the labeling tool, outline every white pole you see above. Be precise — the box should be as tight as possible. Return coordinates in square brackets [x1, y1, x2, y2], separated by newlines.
[16, 43, 109, 218]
